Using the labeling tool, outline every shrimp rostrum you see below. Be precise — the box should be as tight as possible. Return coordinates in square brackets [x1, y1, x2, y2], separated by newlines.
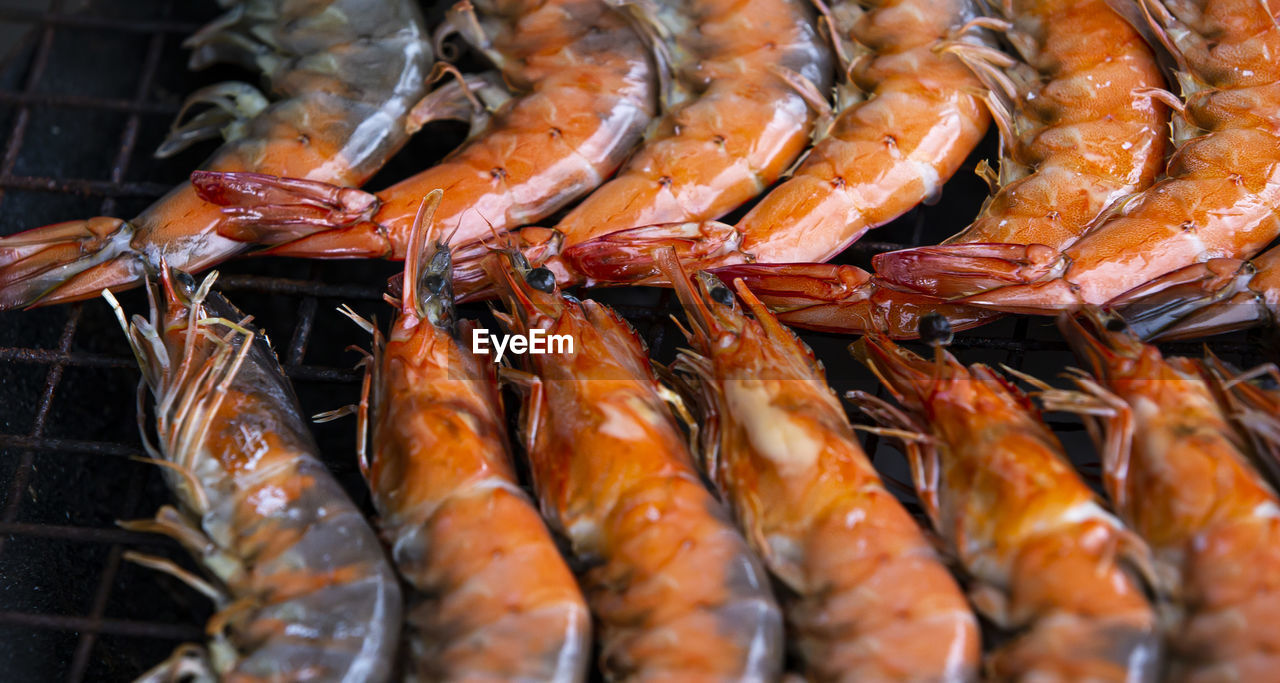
[103, 266, 402, 682]
[486, 251, 784, 680]
[338, 192, 591, 682]
[850, 329, 1160, 681]
[0, 0, 433, 310]
[1049, 309, 1280, 680]
[656, 250, 981, 682]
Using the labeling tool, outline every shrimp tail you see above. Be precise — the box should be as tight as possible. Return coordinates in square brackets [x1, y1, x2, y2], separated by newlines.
[873, 242, 1068, 298]
[563, 220, 746, 286]
[1108, 258, 1268, 340]
[0, 216, 145, 309]
[191, 171, 391, 257]
[709, 262, 1004, 338]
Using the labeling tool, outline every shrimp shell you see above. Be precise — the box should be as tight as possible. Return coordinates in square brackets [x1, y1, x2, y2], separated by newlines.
[348, 193, 591, 682]
[851, 334, 1160, 681]
[191, 0, 656, 262]
[560, 0, 991, 286]
[1053, 309, 1280, 680]
[658, 251, 981, 681]
[107, 266, 402, 682]
[487, 253, 784, 680]
[0, 0, 433, 309]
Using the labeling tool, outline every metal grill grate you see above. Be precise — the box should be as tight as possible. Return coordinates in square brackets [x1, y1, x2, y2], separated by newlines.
[0, 1, 1264, 680]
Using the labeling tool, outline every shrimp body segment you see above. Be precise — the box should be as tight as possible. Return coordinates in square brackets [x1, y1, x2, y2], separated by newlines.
[885, 0, 1280, 315]
[561, 0, 991, 285]
[193, 0, 656, 261]
[850, 335, 1161, 681]
[522, 0, 833, 244]
[487, 254, 784, 680]
[106, 267, 402, 682]
[1056, 311, 1280, 680]
[350, 194, 591, 682]
[658, 252, 981, 681]
[0, 0, 434, 309]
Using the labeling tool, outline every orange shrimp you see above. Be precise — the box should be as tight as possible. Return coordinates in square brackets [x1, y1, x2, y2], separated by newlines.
[0, 0, 433, 309]
[876, 0, 1280, 315]
[189, 0, 656, 262]
[1108, 241, 1280, 340]
[704, 0, 1170, 338]
[1047, 309, 1280, 680]
[656, 251, 981, 681]
[483, 0, 833, 248]
[104, 266, 403, 681]
[556, 0, 991, 287]
[849, 331, 1161, 681]
[330, 193, 591, 682]
[486, 251, 784, 680]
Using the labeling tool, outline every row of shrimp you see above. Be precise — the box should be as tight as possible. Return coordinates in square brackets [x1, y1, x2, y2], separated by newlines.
[2, 0, 989, 314]
[109, 215, 1280, 680]
[10, 0, 1280, 346]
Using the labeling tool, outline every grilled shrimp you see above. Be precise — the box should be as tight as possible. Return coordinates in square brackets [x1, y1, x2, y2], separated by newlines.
[849, 330, 1160, 681]
[703, 0, 1169, 338]
[104, 266, 402, 682]
[879, 0, 1280, 315]
[0, 0, 433, 310]
[334, 193, 591, 682]
[1047, 309, 1280, 680]
[558, 0, 991, 287]
[445, 0, 832, 287]
[486, 251, 784, 680]
[656, 251, 980, 681]
[190, 0, 655, 262]
[1109, 242, 1280, 340]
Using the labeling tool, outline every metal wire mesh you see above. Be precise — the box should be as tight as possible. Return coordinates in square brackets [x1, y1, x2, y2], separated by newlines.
[0, 0, 1266, 680]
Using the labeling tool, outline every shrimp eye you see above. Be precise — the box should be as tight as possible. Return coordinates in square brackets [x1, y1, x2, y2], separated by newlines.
[918, 312, 953, 346]
[525, 267, 556, 292]
[1104, 316, 1128, 332]
[709, 284, 734, 306]
[421, 273, 447, 294]
[174, 269, 196, 291]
